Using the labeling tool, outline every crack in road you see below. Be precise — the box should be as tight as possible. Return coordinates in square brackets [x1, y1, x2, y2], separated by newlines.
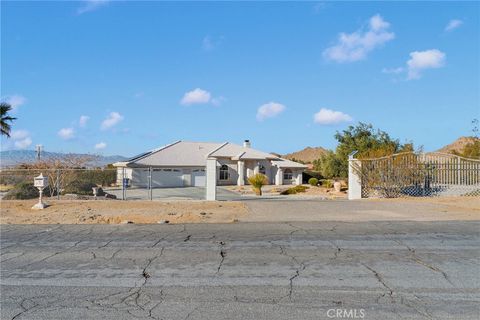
[19, 240, 83, 269]
[216, 241, 227, 274]
[279, 245, 306, 301]
[150, 225, 187, 248]
[328, 240, 342, 260]
[391, 238, 454, 287]
[362, 263, 394, 300]
[11, 298, 39, 320]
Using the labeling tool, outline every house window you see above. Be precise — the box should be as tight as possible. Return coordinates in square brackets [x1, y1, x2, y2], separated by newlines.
[283, 169, 293, 180]
[259, 164, 266, 175]
[219, 165, 230, 180]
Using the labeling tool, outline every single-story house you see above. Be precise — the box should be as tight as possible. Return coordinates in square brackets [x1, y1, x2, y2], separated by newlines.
[113, 140, 307, 188]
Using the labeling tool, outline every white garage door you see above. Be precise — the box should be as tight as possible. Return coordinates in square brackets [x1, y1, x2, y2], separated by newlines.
[192, 169, 206, 187]
[131, 169, 149, 187]
[151, 169, 184, 187]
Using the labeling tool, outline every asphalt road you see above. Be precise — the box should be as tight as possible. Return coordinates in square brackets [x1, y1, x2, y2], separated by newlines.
[1, 222, 479, 320]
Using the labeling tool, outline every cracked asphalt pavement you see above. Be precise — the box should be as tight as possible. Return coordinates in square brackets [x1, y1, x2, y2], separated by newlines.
[1, 221, 479, 320]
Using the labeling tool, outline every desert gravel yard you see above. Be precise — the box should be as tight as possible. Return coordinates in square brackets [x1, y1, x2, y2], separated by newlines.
[0, 196, 478, 224]
[0, 200, 248, 224]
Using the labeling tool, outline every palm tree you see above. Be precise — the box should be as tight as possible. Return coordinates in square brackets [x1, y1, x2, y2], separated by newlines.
[0, 102, 17, 137]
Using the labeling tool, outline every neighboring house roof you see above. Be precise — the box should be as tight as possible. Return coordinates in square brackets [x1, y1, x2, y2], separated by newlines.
[271, 158, 308, 168]
[114, 141, 306, 168]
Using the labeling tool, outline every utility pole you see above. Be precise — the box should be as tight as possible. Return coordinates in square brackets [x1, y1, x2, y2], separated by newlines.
[36, 145, 43, 161]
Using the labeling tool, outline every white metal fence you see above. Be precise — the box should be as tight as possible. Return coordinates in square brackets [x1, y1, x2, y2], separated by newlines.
[349, 152, 480, 198]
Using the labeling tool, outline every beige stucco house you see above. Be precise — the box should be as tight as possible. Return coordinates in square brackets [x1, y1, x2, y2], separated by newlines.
[113, 140, 307, 188]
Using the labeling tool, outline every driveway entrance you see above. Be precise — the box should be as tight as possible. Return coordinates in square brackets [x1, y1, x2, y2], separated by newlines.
[106, 186, 243, 201]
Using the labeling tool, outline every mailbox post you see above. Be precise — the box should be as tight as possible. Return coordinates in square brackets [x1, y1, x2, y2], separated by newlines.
[32, 173, 49, 210]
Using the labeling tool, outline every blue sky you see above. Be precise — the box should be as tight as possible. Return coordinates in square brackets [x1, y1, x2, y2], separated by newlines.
[2, 1, 479, 157]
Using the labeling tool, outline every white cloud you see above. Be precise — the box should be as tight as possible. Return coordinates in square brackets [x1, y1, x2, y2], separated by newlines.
[79, 115, 90, 128]
[323, 14, 395, 63]
[313, 108, 353, 125]
[77, 0, 109, 15]
[180, 88, 211, 106]
[407, 49, 446, 80]
[445, 19, 463, 32]
[101, 112, 124, 130]
[10, 130, 29, 140]
[58, 127, 75, 140]
[15, 137, 32, 149]
[3, 95, 27, 111]
[256, 102, 286, 121]
[382, 67, 404, 74]
[94, 142, 107, 150]
[11, 130, 32, 149]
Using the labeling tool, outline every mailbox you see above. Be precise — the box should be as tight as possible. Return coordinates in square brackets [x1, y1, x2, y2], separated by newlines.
[32, 173, 49, 210]
[34, 173, 49, 188]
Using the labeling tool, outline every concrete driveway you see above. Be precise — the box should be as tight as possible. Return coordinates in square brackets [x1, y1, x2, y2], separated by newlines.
[104, 186, 333, 201]
[106, 186, 247, 201]
[1, 221, 479, 320]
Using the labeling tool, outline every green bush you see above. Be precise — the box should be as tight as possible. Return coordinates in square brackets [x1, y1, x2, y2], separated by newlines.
[308, 177, 319, 186]
[321, 179, 333, 188]
[3, 182, 39, 200]
[303, 170, 323, 183]
[280, 185, 309, 195]
[75, 170, 116, 186]
[62, 181, 98, 195]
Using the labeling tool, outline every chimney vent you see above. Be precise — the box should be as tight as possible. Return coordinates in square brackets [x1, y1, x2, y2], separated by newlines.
[243, 140, 251, 148]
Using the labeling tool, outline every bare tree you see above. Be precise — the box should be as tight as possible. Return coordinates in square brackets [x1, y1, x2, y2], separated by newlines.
[17, 154, 99, 196]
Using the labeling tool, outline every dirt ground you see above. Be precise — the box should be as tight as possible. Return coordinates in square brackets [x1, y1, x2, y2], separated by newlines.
[0, 200, 248, 224]
[0, 196, 478, 225]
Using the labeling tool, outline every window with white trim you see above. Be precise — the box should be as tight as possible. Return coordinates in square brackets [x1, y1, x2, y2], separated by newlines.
[283, 168, 293, 180]
[219, 165, 230, 180]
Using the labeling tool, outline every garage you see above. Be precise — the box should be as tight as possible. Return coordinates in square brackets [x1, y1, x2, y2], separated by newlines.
[192, 169, 206, 187]
[129, 168, 184, 188]
[151, 169, 184, 187]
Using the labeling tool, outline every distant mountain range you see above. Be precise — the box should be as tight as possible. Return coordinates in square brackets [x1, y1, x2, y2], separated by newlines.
[0, 150, 128, 168]
[436, 136, 479, 154]
[283, 146, 329, 163]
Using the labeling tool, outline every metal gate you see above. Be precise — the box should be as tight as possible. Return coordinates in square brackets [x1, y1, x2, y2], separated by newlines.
[353, 152, 480, 198]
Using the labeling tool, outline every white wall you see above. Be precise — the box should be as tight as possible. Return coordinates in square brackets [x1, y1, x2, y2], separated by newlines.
[348, 159, 362, 200]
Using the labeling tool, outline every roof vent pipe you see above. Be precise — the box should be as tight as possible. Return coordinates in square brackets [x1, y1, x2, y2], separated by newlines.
[243, 140, 251, 148]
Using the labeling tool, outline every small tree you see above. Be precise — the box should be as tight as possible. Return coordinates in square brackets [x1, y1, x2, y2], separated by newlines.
[313, 123, 413, 179]
[17, 154, 99, 196]
[248, 174, 268, 196]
